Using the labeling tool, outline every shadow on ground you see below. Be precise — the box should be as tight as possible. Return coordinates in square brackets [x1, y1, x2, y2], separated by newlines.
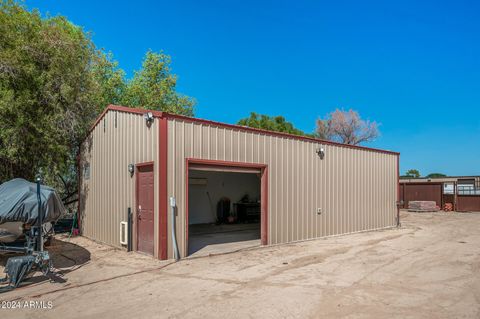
[0, 237, 90, 287]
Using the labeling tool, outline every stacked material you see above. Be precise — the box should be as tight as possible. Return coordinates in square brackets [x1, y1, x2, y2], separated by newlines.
[443, 203, 454, 212]
[408, 201, 439, 212]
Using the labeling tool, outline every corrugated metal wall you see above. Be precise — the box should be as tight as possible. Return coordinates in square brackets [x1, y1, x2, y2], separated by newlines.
[457, 195, 480, 212]
[399, 183, 443, 208]
[167, 118, 398, 258]
[79, 110, 159, 256]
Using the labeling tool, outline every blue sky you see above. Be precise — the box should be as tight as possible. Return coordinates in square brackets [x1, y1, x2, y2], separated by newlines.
[28, 0, 479, 176]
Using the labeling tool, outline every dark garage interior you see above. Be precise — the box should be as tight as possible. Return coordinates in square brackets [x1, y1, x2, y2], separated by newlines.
[188, 169, 261, 256]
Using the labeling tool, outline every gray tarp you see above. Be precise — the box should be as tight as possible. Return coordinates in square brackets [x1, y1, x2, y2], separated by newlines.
[0, 179, 65, 225]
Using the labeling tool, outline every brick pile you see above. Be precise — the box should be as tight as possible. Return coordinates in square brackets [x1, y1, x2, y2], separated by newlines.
[408, 201, 440, 212]
[443, 203, 454, 212]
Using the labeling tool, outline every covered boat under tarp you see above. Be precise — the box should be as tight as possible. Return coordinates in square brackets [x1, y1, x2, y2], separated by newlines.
[0, 178, 65, 225]
[0, 179, 62, 292]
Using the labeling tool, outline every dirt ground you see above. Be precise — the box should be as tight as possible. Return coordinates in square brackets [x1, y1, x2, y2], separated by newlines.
[1, 210, 480, 319]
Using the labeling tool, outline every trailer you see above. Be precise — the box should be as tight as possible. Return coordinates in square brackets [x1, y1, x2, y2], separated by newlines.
[0, 178, 65, 292]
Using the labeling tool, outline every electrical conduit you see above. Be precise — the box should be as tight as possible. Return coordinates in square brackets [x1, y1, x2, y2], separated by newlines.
[170, 197, 180, 261]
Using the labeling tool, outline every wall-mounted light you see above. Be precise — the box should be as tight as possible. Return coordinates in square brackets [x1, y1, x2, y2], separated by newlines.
[144, 112, 154, 127]
[316, 147, 325, 159]
[128, 164, 135, 177]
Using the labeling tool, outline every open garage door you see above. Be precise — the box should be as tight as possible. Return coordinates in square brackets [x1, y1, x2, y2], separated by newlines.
[186, 160, 268, 257]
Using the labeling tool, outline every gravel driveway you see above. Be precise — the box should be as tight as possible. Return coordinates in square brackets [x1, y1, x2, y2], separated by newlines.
[2, 211, 480, 318]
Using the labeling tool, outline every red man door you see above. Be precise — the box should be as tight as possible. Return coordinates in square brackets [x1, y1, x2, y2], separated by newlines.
[136, 163, 154, 255]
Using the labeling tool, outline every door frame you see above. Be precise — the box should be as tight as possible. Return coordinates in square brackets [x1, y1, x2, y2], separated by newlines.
[135, 161, 155, 254]
[185, 158, 269, 256]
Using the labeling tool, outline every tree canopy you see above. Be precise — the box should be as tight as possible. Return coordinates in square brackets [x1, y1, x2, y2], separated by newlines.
[315, 109, 379, 145]
[237, 112, 305, 136]
[120, 51, 195, 116]
[0, 0, 194, 202]
[1, 1, 388, 207]
[426, 173, 447, 178]
[401, 171, 447, 179]
[1, 0, 97, 192]
[404, 169, 421, 178]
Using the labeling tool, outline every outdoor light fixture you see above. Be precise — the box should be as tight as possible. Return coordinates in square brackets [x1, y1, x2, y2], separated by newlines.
[316, 147, 325, 159]
[128, 163, 134, 177]
[144, 112, 154, 126]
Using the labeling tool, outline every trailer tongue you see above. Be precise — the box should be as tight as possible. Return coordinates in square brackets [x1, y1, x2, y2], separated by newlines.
[0, 252, 51, 292]
[0, 178, 65, 292]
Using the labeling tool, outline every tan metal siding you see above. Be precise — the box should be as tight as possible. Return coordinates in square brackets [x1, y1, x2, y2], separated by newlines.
[79, 111, 159, 256]
[167, 118, 398, 258]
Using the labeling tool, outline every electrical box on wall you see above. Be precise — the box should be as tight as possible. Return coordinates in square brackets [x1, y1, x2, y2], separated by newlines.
[120, 221, 128, 245]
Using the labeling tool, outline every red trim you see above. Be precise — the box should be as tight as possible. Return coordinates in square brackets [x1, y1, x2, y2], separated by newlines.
[185, 160, 190, 253]
[89, 105, 163, 134]
[86, 105, 399, 156]
[108, 104, 163, 117]
[185, 158, 269, 255]
[164, 112, 399, 156]
[187, 158, 268, 169]
[136, 161, 154, 167]
[84, 105, 164, 144]
[261, 166, 268, 245]
[135, 162, 155, 253]
[158, 117, 168, 260]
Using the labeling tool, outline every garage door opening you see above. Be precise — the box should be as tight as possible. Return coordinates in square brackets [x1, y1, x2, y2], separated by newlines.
[186, 160, 268, 257]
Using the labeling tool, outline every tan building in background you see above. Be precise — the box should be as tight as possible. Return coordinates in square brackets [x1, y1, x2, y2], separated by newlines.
[79, 105, 400, 260]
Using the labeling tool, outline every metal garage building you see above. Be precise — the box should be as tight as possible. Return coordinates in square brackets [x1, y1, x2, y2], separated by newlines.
[79, 105, 400, 260]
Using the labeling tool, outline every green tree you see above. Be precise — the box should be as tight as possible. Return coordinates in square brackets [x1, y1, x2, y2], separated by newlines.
[0, 0, 100, 196]
[0, 1, 195, 205]
[405, 169, 421, 178]
[91, 52, 127, 114]
[237, 112, 305, 136]
[121, 51, 195, 116]
[426, 173, 447, 178]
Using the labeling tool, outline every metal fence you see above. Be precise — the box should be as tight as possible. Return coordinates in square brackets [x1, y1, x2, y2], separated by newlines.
[457, 185, 480, 196]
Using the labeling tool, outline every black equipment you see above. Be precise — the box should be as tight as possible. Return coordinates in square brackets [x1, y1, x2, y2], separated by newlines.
[0, 178, 60, 292]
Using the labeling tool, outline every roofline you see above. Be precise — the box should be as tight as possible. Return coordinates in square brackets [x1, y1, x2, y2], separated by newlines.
[87, 105, 400, 156]
[400, 176, 480, 180]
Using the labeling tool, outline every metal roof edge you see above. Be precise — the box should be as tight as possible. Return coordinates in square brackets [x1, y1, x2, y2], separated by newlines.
[86, 105, 400, 156]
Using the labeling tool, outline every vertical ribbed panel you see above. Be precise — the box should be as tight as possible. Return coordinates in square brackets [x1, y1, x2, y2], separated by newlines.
[80, 111, 158, 255]
[167, 119, 398, 258]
